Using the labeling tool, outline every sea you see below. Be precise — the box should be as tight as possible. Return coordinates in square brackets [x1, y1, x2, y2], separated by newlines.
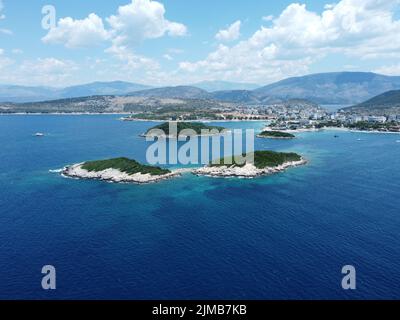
[0, 115, 399, 300]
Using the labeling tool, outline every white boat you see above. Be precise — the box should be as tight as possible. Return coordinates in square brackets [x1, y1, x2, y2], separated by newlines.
[35, 133, 45, 137]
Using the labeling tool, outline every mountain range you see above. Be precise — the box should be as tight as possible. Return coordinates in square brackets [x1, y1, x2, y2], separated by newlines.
[1, 72, 400, 104]
[342, 89, 400, 115]
[190, 81, 260, 92]
[254, 72, 400, 104]
[0, 81, 151, 103]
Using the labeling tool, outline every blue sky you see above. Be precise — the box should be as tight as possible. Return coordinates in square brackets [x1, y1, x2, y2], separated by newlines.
[0, 0, 400, 87]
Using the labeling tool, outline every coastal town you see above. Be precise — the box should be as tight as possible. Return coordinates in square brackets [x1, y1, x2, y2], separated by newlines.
[121, 99, 400, 133]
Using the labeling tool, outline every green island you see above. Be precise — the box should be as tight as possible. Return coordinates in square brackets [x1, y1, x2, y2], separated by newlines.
[144, 122, 225, 136]
[211, 150, 302, 168]
[81, 157, 171, 176]
[257, 131, 295, 139]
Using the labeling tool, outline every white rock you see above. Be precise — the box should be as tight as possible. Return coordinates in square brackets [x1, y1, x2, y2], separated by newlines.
[194, 159, 307, 178]
[62, 163, 182, 184]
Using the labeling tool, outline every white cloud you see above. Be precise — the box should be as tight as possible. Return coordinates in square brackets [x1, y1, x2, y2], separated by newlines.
[42, 13, 110, 48]
[12, 48, 23, 54]
[102, 0, 186, 77]
[13, 58, 78, 85]
[40, 0, 187, 81]
[107, 0, 187, 47]
[105, 45, 159, 71]
[42, 0, 187, 50]
[215, 20, 241, 42]
[20, 58, 77, 74]
[179, 0, 400, 83]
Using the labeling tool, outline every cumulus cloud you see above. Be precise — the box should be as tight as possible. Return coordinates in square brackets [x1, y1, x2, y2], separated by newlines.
[42, 13, 110, 48]
[0, 56, 75, 84]
[41, 0, 187, 81]
[105, 45, 159, 71]
[215, 20, 241, 42]
[0, 57, 77, 85]
[179, 0, 400, 83]
[107, 0, 187, 47]
[42, 0, 187, 49]
[20, 58, 77, 76]
[102, 0, 186, 72]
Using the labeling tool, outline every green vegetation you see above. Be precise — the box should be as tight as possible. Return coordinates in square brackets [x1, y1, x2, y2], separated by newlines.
[123, 100, 226, 120]
[346, 121, 400, 131]
[212, 150, 302, 169]
[258, 131, 295, 138]
[145, 122, 225, 136]
[314, 120, 342, 129]
[342, 90, 400, 115]
[351, 90, 400, 109]
[81, 157, 170, 176]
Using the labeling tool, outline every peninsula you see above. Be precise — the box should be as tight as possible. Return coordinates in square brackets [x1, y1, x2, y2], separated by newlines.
[142, 122, 226, 138]
[62, 157, 181, 184]
[194, 150, 306, 178]
[257, 130, 295, 139]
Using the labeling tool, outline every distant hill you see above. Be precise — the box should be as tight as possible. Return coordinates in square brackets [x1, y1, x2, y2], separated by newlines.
[59, 81, 151, 98]
[351, 90, 400, 107]
[342, 90, 400, 115]
[3, 72, 400, 105]
[129, 86, 212, 99]
[0, 81, 151, 103]
[254, 72, 400, 104]
[210, 90, 260, 103]
[191, 81, 260, 92]
[0, 95, 224, 114]
[0, 85, 59, 103]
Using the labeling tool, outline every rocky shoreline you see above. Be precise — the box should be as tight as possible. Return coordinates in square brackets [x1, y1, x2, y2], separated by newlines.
[193, 159, 307, 178]
[58, 158, 307, 184]
[61, 163, 184, 184]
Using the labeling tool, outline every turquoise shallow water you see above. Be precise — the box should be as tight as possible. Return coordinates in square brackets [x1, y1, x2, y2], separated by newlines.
[0, 115, 399, 299]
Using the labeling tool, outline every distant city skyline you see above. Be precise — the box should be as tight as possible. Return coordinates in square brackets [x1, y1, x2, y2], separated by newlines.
[1, 0, 400, 87]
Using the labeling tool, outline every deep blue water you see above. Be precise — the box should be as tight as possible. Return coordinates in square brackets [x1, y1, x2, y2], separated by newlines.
[0, 115, 400, 300]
